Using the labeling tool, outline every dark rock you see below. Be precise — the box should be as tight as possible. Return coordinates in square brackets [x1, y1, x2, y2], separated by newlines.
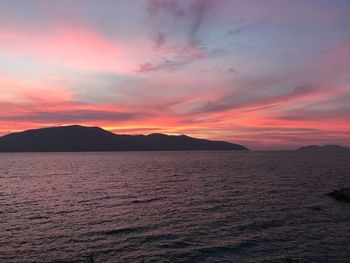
[327, 187, 350, 203]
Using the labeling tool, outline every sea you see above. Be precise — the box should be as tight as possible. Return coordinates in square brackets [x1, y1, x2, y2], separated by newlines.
[0, 151, 349, 263]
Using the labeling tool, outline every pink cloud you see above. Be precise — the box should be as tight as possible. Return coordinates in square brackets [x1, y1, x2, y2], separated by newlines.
[0, 25, 149, 73]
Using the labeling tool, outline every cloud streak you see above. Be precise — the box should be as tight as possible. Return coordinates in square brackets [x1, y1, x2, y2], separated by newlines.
[0, 110, 143, 123]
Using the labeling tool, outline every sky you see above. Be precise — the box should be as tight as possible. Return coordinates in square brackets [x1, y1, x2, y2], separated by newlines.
[0, 0, 350, 150]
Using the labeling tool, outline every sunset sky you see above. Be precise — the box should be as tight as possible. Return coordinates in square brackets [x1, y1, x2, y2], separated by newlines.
[0, 0, 349, 150]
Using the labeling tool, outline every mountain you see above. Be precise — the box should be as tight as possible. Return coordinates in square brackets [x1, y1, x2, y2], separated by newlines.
[297, 144, 349, 152]
[0, 125, 249, 152]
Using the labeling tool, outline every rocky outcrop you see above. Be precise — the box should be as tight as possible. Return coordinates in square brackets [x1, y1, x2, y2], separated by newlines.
[327, 187, 350, 203]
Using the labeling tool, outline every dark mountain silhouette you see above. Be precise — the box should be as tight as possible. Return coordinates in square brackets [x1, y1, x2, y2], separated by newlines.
[297, 144, 349, 152]
[0, 125, 248, 152]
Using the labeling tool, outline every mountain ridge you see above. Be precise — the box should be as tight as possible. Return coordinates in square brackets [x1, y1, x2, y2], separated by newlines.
[297, 144, 349, 152]
[0, 125, 249, 152]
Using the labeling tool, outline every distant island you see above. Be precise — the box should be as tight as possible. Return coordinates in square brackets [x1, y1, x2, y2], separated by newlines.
[0, 125, 249, 152]
[297, 145, 349, 152]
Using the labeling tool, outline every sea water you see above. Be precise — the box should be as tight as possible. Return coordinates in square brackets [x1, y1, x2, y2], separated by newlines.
[1, 151, 349, 263]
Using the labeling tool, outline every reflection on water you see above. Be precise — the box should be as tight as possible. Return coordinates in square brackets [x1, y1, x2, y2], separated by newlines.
[0, 151, 350, 262]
